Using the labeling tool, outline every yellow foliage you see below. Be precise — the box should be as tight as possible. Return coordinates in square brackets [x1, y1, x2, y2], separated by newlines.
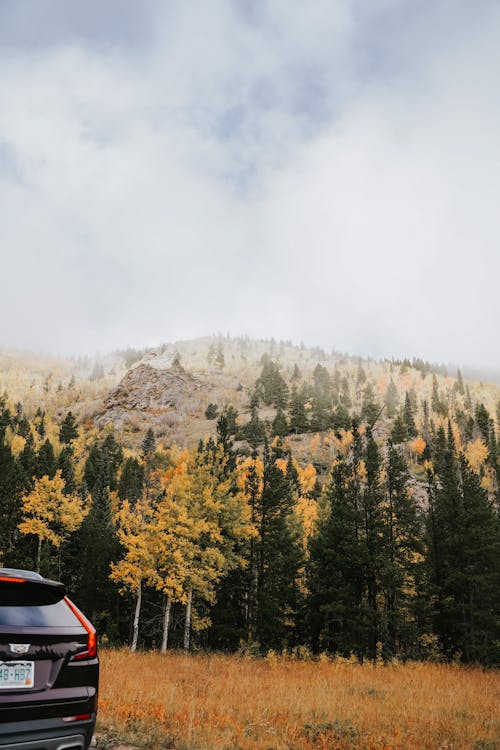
[294, 496, 319, 550]
[423, 459, 434, 474]
[151, 448, 254, 613]
[18, 471, 88, 559]
[111, 497, 156, 593]
[356, 460, 367, 482]
[465, 438, 489, 473]
[10, 434, 26, 456]
[297, 463, 317, 495]
[409, 436, 426, 456]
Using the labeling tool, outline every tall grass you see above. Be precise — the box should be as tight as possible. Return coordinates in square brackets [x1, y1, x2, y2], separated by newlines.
[97, 649, 500, 750]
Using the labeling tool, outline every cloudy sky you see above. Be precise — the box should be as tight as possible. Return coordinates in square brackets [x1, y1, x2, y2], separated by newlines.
[1, 1, 499, 366]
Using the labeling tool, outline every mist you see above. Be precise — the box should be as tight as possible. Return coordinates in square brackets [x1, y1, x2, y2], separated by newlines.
[0, 1, 499, 367]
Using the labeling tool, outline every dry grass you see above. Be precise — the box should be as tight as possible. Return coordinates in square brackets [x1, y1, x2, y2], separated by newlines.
[97, 649, 500, 750]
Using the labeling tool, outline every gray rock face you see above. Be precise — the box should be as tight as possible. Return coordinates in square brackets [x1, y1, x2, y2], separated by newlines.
[97, 360, 209, 431]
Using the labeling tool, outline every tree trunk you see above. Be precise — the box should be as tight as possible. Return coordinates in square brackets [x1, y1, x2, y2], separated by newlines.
[183, 589, 193, 652]
[131, 580, 142, 652]
[161, 594, 172, 653]
[36, 537, 42, 574]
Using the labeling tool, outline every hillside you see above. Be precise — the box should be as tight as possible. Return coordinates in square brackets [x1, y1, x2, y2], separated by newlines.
[1, 336, 499, 664]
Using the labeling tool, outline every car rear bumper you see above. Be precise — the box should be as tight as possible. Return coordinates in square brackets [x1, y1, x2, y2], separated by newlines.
[0, 714, 95, 750]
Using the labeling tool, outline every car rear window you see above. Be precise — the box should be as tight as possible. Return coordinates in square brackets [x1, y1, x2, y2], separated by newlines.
[0, 600, 81, 627]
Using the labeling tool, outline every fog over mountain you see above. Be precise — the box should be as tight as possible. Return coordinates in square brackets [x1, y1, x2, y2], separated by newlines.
[0, 1, 499, 367]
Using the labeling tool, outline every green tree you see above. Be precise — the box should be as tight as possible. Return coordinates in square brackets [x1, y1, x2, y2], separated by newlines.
[36, 439, 57, 479]
[385, 379, 399, 419]
[142, 428, 156, 458]
[289, 385, 309, 434]
[59, 411, 79, 445]
[403, 392, 417, 438]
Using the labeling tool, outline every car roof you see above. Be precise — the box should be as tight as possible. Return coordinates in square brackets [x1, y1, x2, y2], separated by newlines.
[0, 568, 44, 580]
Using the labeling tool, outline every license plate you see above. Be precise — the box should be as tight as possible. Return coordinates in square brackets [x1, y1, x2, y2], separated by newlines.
[0, 661, 34, 689]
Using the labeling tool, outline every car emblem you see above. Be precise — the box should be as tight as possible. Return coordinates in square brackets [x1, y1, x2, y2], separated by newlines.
[9, 643, 30, 655]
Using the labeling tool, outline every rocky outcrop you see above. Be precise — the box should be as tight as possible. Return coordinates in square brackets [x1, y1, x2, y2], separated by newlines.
[97, 356, 210, 431]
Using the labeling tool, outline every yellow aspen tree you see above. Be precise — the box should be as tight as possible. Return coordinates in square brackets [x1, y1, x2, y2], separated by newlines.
[18, 470, 88, 573]
[409, 436, 426, 458]
[465, 438, 489, 473]
[155, 447, 253, 651]
[110, 496, 156, 652]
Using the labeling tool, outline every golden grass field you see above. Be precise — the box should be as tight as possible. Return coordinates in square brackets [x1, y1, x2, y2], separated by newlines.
[97, 649, 500, 750]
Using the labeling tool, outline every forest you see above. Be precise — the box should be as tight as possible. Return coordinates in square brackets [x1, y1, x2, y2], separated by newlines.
[0, 338, 499, 666]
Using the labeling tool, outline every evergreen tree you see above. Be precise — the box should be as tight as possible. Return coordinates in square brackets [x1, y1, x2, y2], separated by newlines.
[308, 452, 367, 655]
[255, 441, 303, 649]
[385, 379, 399, 418]
[17, 417, 31, 439]
[205, 403, 219, 420]
[222, 404, 239, 434]
[142, 428, 156, 458]
[431, 375, 441, 415]
[36, 412, 46, 439]
[362, 429, 384, 657]
[340, 377, 352, 409]
[475, 403, 490, 443]
[242, 406, 266, 449]
[58, 446, 76, 495]
[216, 414, 236, 471]
[59, 411, 79, 445]
[118, 457, 145, 504]
[403, 392, 417, 437]
[75, 466, 120, 637]
[272, 408, 289, 438]
[361, 382, 380, 425]
[289, 385, 309, 434]
[0, 438, 24, 560]
[256, 357, 289, 408]
[391, 413, 407, 444]
[36, 439, 57, 479]
[19, 434, 37, 490]
[381, 444, 424, 657]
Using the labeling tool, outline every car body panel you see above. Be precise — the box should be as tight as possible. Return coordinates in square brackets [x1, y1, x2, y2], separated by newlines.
[0, 570, 98, 750]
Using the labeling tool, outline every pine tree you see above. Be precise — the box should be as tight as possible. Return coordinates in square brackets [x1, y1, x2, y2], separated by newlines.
[385, 380, 399, 418]
[58, 446, 76, 494]
[76, 469, 119, 635]
[255, 441, 303, 649]
[308, 453, 367, 655]
[142, 428, 156, 457]
[19, 433, 37, 491]
[272, 408, 289, 438]
[381, 444, 424, 657]
[59, 411, 79, 445]
[289, 385, 309, 434]
[361, 382, 380, 425]
[475, 403, 490, 443]
[362, 428, 384, 657]
[0, 437, 24, 559]
[242, 406, 266, 448]
[403, 392, 417, 437]
[118, 457, 145, 504]
[391, 413, 407, 444]
[36, 439, 57, 479]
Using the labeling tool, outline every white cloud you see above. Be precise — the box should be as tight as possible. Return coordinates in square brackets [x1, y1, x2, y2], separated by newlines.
[0, 1, 499, 367]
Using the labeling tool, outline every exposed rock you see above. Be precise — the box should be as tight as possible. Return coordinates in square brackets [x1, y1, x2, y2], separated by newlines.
[97, 357, 210, 431]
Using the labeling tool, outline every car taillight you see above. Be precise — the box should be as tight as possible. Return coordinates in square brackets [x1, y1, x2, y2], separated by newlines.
[0, 576, 26, 583]
[64, 596, 97, 659]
